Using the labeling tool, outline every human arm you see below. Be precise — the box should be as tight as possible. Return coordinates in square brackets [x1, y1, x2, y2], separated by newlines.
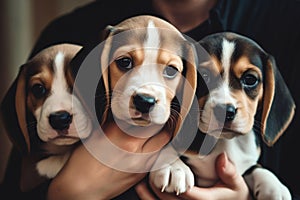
[47, 142, 146, 200]
[47, 126, 171, 200]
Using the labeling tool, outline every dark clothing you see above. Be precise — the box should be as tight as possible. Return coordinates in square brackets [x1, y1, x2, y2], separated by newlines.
[2, 0, 300, 199]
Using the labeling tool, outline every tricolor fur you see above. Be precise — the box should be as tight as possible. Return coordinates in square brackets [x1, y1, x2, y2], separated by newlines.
[100, 15, 197, 139]
[1, 44, 93, 184]
[151, 32, 295, 200]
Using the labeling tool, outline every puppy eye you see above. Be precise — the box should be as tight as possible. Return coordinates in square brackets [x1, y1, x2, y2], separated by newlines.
[163, 65, 178, 79]
[199, 68, 210, 83]
[241, 74, 259, 88]
[115, 57, 133, 70]
[31, 84, 47, 99]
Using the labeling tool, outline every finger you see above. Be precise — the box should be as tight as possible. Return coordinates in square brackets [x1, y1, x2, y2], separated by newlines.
[135, 181, 157, 200]
[179, 152, 251, 200]
[180, 186, 228, 200]
[215, 152, 245, 189]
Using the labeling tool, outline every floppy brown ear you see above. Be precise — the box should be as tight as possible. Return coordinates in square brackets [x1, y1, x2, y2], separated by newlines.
[99, 25, 116, 125]
[172, 42, 198, 137]
[1, 64, 30, 153]
[260, 55, 295, 146]
[100, 24, 129, 125]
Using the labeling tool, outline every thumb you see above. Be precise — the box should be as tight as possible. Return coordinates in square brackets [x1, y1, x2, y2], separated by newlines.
[215, 152, 242, 188]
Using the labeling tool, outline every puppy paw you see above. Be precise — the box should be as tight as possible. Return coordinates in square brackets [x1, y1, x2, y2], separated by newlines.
[150, 158, 194, 195]
[36, 153, 70, 178]
[245, 168, 292, 200]
[256, 181, 291, 200]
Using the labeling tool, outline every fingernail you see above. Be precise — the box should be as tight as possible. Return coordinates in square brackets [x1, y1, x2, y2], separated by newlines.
[222, 152, 228, 170]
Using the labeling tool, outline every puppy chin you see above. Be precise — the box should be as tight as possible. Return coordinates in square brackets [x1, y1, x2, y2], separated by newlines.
[131, 118, 151, 126]
[200, 127, 237, 139]
[113, 105, 170, 126]
[38, 129, 81, 146]
[49, 137, 80, 145]
[199, 123, 250, 139]
[210, 130, 236, 139]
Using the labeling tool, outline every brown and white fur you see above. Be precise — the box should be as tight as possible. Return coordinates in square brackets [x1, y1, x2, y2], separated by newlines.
[97, 15, 197, 151]
[151, 32, 295, 200]
[1, 44, 93, 183]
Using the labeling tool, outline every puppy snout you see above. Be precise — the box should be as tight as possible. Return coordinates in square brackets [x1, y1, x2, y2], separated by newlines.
[49, 111, 73, 131]
[213, 104, 237, 122]
[133, 93, 156, 114]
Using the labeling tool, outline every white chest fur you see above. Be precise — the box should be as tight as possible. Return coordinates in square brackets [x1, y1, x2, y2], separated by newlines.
[184, 131, 259, 187]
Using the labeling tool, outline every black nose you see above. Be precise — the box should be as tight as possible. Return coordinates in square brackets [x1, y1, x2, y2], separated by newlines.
[49, 111, 73, 130]
[213, 104, 237, 122]
[133, 94, 156, 114]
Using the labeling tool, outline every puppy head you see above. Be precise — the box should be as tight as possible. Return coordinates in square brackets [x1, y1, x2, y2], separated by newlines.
[1, 43, 93, 152]
[197, 32, 295, 144]
[100, 15, 197, 136]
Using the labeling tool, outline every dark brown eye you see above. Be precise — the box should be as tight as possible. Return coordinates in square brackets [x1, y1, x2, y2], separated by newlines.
[31, 84, 47, 99]
[241, 74, 259, 89]
[115, 57, 133, 70]
[163, 65, 178, 79]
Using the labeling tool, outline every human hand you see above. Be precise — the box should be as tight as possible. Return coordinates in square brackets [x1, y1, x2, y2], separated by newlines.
[47, 142, 146, 200]
[136, 152, 252, 200]
[47, 126, 171, 200]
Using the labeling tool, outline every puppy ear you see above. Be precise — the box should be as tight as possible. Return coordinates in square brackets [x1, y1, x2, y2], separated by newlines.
[1, 64, 30, 153]
[100, 25, 119, 125]
[260, 55, 295, 146]
[173, 42, 198, 137]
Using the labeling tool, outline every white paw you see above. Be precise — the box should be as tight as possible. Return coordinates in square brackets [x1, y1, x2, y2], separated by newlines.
[150, 159, 194, 195]
[36, 153, 70, 179]
[256, 181, 291, 200]
[246, 168, 292, 200]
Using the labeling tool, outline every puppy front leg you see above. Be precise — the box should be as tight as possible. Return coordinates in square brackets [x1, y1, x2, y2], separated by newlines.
[36, 152, 71, 179]
[244, 167, 291, 200]
[150, 145, 194, 195]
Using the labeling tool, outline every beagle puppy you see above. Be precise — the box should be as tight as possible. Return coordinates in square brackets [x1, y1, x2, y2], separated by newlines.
[1, 44, 93, 185]
[151, 32, 295, 200]
[65, 15, 198, 177]
[97, 15, 197, 146]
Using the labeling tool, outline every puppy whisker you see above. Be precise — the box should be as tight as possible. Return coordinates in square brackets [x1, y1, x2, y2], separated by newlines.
[165, 107, 181, 132]
[252, 119, 264, 133]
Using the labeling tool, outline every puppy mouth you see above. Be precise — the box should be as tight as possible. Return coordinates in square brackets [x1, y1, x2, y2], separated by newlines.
[200, 116, 245, 138]
[206, 127, 244, 138]
[131, 116, 151, 126]
[50, 135, 79, 140]
[49, 129, 80, 141]
[129, 107, 152, 125]
[48, 135, 80, 145]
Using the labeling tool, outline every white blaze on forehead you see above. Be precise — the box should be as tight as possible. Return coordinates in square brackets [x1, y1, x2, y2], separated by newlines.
[143, 20, 160, 65]
[52, 52, 69, 95]
[139, 20, 161, 81]
[221, 39, 235, 84]
[144, 20, 160, 49]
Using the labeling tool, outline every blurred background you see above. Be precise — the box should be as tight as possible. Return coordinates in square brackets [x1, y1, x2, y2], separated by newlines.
[0, 0, 93, 183]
